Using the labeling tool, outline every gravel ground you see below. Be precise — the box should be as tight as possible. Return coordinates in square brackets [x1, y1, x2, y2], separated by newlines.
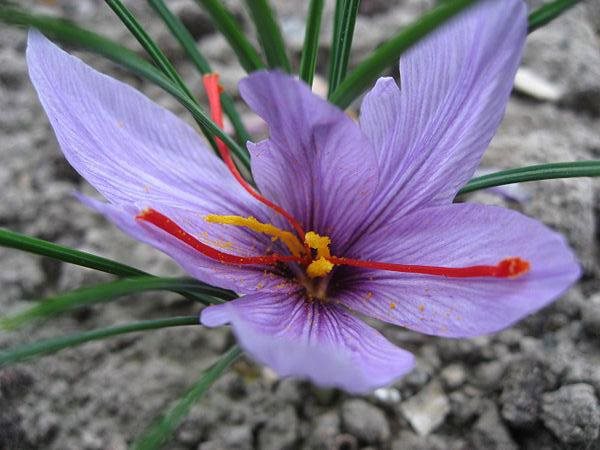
[1, 1, 599, 449]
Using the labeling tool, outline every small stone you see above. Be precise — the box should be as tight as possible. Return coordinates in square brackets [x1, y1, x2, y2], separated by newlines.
[440, 363, 466, 390]
[305, 411, 340, 450]
[500, 359, 547, 427]
[400, 380, 450, 436]
[256, 405, 299, 450]
[581, 293, 600, 338]
[473, 360, 505, 390]
[541, 383, 600, 446]
[213, 424, 253, 450]
[391, 430, 458, 450]
[564, 360, 600, 393]
[514, 67, 563, 102]
[341, 399, 390, 444]
[372, 387, 401, 405]
[471, 403, 518, 450]
[448, 388, 484, 426]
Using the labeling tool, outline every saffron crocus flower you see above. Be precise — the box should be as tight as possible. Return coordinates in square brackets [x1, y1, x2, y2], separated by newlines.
[27, 0, 580, 394]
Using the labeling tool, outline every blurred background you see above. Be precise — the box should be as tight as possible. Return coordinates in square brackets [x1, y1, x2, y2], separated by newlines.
[0, 1, 599, 449]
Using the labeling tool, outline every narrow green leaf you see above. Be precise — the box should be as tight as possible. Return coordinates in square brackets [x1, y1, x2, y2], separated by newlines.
[103, 0, 224, 156]
[0, 228, 145, 277]
[147, 0, 251, 144]
[528, 0, 581, 33]
[0, 229, 236, 305]
[458, 160, 600, 195]
[194, 0, 265, 73]
[104, 0, 190, 96]
[328, 0, 360, 97]
[0, 277, 223, 330]
[244, 0, 291, 71]
[328, 0, 343, 86]
[329, 0, 478, 109]
[300, 0, 325, 86]
[0, 7, 251, 170]
[0, 7, 161, 82]
[132, 345, 242, 450]
[0, 316, 198, 366]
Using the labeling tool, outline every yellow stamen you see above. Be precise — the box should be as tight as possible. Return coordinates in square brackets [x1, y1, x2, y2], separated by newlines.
[306, 257, 334, 278]
[304, 231, 331, 259]
[205, 214, 305, 257]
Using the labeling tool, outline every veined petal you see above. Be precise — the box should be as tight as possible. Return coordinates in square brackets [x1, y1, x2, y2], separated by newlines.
[26, 31, 262, 215]
[240, 71, 379, 252]
[201, 288, 414, 393]
[26, 31, 283, 293]
[339, 203, 580, 338]
[359, 0, 526, 229]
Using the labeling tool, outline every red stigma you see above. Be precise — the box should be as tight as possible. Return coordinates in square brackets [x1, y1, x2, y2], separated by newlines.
[328, 256, 530, 279]
[202, 74, 307, 243]
[136, 208, 304, 266]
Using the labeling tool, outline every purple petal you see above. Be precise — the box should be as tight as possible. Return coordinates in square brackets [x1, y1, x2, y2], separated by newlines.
[239, 71, 379, 252]
[201, 288, 414, 393]
[359, 0, 526, 229]
[26, 31, 284, 293]
[26, 31, 266, 215]
[339, 203, 580, 338]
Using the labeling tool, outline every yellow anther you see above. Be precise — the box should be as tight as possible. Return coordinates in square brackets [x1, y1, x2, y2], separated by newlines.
[304, 231, 331, 259]
[306, 257, 334, 278]
[205, 214, 305, 257]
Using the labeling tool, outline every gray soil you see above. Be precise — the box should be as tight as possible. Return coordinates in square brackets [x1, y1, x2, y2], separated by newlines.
[1, 1, 599, 449]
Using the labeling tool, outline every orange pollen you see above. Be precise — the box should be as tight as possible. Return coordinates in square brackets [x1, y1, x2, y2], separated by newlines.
[202, 74, 307, 246]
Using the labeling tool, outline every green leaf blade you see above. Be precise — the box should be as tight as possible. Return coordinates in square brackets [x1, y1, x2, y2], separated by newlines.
[299, 0, 325, 86]
[0, 6, 251, 170]
[327, 0, 360, 97]
[528, 0, 582, 33]
[0, 277, 223, 330]
[458, 160, 600, 195]
[0, 316, 198, 367]
[132, 346, 242, 450]
[244, 0, 291, 71]
[0, 228, 146, 277]
[194, 0, 265, 73]
[329, 0, 478, 109]
[146, 0, 251, 144]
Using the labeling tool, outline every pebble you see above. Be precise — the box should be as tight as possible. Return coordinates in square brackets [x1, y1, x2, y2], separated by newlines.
[514, 67, 563, 102]
[541, 383, 600, 446]
[500, 359, 547, 427]
[256, 405, 299, 450]
[305, 411, 340, 450]
[439, 363, 466, 390]
[471, 402, 518, 450]
[341, 399, 390, 444]
[581, 293, 600, 338]
[400, 381, 450, 436]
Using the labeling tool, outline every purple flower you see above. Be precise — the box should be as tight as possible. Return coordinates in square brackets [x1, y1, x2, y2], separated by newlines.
[27, 0, 580, 394]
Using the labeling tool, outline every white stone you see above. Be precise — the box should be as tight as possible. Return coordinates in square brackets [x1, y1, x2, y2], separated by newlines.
[400, 381, 450, 436]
